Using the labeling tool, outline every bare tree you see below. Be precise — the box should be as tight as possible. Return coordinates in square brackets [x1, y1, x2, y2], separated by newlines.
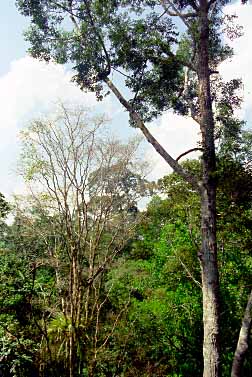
[20, 104, 149, 376]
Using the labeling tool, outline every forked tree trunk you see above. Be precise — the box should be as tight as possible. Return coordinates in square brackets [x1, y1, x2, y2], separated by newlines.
[197, 2, 220, 376]
[231, 289, 252, 377]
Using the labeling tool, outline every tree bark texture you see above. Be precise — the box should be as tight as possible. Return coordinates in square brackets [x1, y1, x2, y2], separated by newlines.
[231, 289, 252, 377]
[198, 2, 220, 377]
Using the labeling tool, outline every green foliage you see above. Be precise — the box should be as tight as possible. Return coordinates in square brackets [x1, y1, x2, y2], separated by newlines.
[17, 0, 182, 112]
[0, 193, 11, 219]
[101, 153, 252, 376]
[0, 331, 36, 377]
[16, 0, 236, 123]
[5, 145, 252, 376]
[0, 193, 11, 248]
[2, 147, 252, 375]
[103, 220, 202, 377]
[0, 248, 39, 377]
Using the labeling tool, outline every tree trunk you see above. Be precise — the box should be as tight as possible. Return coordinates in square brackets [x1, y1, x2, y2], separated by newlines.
[198, 2, 220, 377]
[231, 289, 252, 377]
[69, 252, 78, 377]
[104, 3, 221, 375]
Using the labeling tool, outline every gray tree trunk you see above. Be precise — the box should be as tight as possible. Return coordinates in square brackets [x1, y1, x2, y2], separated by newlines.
[105, 3, 222, 376]
[197, 2, 220, 376]
[231, 289, 252, 377]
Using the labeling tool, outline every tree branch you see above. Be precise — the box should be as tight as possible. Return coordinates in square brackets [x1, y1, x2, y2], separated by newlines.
[176, 147, 203, 161]
[82, 0, 111, 76]
[177, 255, 202, 288]
[104, 77, 200, 192]
[161, 0, 196, 29]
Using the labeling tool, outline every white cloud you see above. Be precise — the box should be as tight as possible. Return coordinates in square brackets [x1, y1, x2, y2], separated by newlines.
[145, 113, 200, 181]
[0, 56, 98, 130]
[219, 2, 252, 122]
[0, 56, 102, 197]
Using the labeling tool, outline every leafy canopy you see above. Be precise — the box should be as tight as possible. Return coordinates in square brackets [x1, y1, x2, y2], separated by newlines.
[16, 0, 237, 122]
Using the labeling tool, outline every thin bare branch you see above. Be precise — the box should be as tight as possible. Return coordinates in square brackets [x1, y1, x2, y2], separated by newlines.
[176, 147, 203, 161]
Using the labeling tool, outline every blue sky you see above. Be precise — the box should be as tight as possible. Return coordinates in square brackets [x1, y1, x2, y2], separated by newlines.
[0, 1, 251, 198]
[0, 1, 28, 76]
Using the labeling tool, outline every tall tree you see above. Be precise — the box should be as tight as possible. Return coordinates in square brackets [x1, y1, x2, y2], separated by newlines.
[16, 1, 246, 376]
[19, 104, 149, 376]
